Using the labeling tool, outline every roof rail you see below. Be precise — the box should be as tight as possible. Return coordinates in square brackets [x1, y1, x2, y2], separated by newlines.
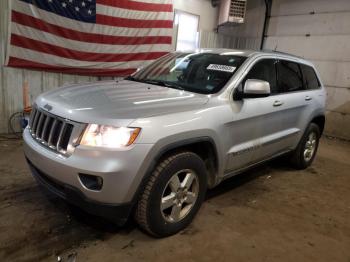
[262, 49, 305, 59]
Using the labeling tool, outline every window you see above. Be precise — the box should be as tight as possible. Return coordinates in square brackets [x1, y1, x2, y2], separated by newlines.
[277, 60, 303, 92]
[300, 64, 320, 90]
[244, 59, 278, 93]
[129, 52, 247, 94]
[174, 11, 199, 51]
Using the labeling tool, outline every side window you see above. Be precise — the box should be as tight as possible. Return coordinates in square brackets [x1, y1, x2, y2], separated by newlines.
[244, 59, 278, 93]
[300, 64, 320, 90]
[277, 60, 304, 92]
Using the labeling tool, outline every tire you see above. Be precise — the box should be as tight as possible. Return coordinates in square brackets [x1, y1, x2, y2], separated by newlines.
[290, 123, 320, 169]
[135, 151, 207, 237]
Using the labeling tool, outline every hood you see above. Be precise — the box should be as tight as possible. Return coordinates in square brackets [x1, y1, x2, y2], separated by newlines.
[36, 80, 209, 126]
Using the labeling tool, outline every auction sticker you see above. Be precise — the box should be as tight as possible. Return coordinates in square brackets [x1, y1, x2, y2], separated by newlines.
[207, 64, 236, 73]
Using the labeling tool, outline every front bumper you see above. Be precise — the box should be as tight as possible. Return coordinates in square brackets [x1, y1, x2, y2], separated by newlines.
[23, 127, 154, 205]
[27, 158, 131, 225]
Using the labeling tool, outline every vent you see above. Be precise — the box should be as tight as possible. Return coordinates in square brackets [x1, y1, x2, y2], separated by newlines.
[218, 0, 247, 26]
[28, 106, 85, 156]
[229, 0, 247, 23]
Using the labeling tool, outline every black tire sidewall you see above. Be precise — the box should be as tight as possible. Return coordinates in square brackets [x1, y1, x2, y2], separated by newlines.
[146, 153, 207, 237]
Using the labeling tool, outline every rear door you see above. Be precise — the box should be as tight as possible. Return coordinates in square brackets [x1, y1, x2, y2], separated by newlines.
[299, 63, 324, 137]
[274, 59, 311, 150]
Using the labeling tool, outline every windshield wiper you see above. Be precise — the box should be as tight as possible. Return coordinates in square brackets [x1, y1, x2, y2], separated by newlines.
[125, 76, 140, 82]
[144, 79, 185, 91]
[126, 77, 185, 91]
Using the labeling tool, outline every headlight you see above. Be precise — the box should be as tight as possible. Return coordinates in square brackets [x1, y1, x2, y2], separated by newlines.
[80, 124, 141, 148]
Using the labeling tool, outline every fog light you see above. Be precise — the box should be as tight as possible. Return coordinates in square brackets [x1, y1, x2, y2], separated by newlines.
[79, 173, 103, 191]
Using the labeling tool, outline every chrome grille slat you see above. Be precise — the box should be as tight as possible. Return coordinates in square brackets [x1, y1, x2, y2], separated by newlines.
[48, 119, 58, 147]
[28, 106, 83, 156]
[41, 116, 51, 143]
[35, 114, 46, 138]
[50, 121, 62, 147]
[29, 108, 37, 128]
[32, 110, 41, 134]
[57, 122, 67, 152]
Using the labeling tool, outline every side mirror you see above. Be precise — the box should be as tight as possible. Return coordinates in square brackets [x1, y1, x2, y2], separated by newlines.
[243, 79, 270, 98]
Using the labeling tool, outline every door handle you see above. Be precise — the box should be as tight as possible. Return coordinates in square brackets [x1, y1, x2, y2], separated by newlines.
[273, 100, 284, 107]
[305, 96, 312, 101]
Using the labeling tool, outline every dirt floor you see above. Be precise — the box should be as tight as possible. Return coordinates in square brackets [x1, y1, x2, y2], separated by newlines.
[0, 136, 349, 262]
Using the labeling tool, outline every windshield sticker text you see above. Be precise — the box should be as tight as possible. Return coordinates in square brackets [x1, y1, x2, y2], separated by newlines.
[207, 64, 236, 73]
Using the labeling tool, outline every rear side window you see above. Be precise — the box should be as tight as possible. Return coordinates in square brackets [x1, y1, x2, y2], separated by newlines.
[244, 59, 278, 93]
[277, 60, 303, 92]
[300, 64, 320, 90]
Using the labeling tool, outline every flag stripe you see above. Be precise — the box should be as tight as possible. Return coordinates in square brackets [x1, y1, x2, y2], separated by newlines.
[12, 11, 172, 45]
[127, 0, 172, 4]
[11, 34, 168, 62]
[96, 14, 173, 28]
[12, 22, 171, 54]
[96, 4, 173, 21]
[8, 57, 136, 76]
[10, 46, 152, 68]
[12, 1, 173, 37]
[97, 0, 173, 12]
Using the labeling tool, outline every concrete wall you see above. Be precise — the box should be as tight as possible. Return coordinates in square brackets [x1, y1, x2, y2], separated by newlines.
[264, 0, 350, 139]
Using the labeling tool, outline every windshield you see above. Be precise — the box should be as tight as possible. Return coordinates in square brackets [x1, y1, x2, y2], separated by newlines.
[127, 52, 247, 94]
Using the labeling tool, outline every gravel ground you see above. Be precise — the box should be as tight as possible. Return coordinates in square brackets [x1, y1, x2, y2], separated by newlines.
[0, 136, 349, 262]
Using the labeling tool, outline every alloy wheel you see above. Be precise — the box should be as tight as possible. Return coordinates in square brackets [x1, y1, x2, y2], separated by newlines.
[160, 169, 199, 223]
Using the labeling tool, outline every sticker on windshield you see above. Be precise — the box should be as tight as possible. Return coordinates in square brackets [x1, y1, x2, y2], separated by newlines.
[207, 64, 236, 73]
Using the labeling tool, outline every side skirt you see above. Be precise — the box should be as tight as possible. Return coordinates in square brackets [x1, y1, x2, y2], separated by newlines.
[221, 149, 292, 181]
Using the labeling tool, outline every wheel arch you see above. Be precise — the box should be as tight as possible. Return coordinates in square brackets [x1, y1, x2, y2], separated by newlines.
[131, 136, 220, 208]
[151, 137, 220, 189]
[310, 114, 325, 135]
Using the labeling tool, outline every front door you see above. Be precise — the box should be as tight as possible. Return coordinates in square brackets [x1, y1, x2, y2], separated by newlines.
[225, 58, 288, 173]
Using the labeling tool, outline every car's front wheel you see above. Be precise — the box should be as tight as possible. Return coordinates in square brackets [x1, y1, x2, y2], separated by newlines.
[135, 151, 207, 237]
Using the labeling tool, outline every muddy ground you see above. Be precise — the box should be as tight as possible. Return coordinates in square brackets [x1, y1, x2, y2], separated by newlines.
[0, 137, 349, 262]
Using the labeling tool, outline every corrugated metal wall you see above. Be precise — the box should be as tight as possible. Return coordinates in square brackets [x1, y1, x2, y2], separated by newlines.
[264, 0, 350, 139]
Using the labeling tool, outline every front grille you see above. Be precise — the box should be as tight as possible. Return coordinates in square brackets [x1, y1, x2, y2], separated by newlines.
[28, 106, 85, 156]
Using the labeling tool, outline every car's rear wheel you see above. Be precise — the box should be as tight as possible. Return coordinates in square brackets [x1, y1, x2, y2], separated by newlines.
[135, 151, 207, 237]
[290, 123, 320, 169]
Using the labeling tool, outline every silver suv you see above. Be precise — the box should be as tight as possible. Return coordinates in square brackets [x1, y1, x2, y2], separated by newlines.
[24, 49, 326, 237]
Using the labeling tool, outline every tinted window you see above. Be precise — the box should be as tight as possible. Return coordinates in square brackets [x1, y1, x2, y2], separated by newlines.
[277, 60, 303, 92]
[129, 53, 247, 94]
[300, 64, 320, 90]
[244, 59, 278, 93]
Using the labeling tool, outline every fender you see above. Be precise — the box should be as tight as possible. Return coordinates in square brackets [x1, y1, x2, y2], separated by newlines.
[129, 136, 221, 207]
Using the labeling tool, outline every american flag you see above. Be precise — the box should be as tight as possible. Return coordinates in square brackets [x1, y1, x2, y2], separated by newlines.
[6, 0, 173, 76]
